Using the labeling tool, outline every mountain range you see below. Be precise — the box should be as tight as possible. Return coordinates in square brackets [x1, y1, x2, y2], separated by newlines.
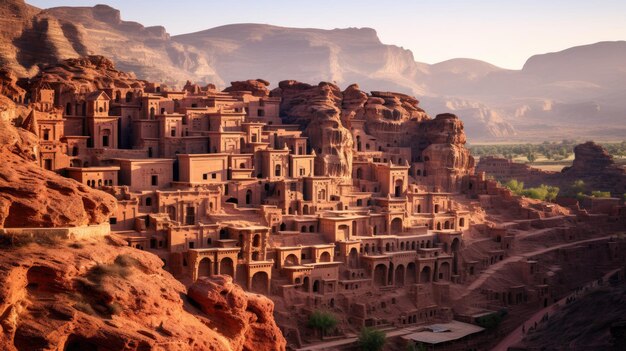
[1, 0, 625, 141]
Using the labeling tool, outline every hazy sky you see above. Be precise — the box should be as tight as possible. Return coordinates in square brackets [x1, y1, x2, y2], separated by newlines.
[28, 0, 626, 69]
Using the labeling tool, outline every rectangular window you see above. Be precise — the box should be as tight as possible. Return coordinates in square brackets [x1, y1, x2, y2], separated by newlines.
[203, 173, 208, 180]
[102, 135, 109, 147]
[110, 217, 117, 224]
[211, 173, 217, 179]
[257, 109, 265, 117]
[43, 130, 50, 141]
[189, 241, 195, 249]
[44, 159, 52, 170]
[170, 129, 176, 137]
[151, 175, 158, 186]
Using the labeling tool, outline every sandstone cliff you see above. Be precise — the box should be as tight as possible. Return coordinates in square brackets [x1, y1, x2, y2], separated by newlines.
[272, 81, 354, 178]
[0, 233, 285, 351]
[0, 116, 116, 228]
[273, 81, 474, 190]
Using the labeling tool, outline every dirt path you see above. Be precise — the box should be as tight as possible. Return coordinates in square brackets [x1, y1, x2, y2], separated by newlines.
[491, 268, 621, 351]
[456, 234, 613, 301]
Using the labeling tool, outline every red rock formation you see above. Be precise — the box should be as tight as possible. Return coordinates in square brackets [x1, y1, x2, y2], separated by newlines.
[188, 276, 286, 351]
[0, 234, 236, 351]
[29, 55, 146, 98]
[272, 81, 354, 178]
[274, 81, 474, 189]
[223, 79, 270, 97]
[0, 119, 116, 227]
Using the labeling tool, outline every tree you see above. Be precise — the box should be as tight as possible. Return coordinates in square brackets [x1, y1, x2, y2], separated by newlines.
[504, 179, 524, 195]
[307, 310, 337, 339]
[357, 327, 386, 351]
[526, 152, 536, 163]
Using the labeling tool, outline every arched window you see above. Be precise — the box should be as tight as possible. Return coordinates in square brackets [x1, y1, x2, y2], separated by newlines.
[72, 146, 79, 156]
[149, 107, 155, 119]
[275, 164, 281, 177]
[125, 92, 133, 102]
[65, 102, 72, 116]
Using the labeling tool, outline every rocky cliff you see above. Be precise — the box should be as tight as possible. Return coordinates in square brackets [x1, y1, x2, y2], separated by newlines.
[0, 1, 518, 140]
[272, 80, 474, 188]
[0, 233, 286, 351]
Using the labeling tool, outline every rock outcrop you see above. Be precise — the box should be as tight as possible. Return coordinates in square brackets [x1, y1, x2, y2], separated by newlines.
[0, 234, 240, 351]
[223, 79, 270, 97]
[188, 276, 286, 351]
[0, 118, 116, 228]
[273, 81, 474, 190]
[29, 55, 146, 99]
[272, 81, 354, 178]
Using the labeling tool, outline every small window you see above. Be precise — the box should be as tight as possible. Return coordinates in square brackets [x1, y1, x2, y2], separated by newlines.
[203, 173, 208, 180]
[110, 217, 117, 224]
[211, 173, 217, 179]
[171, 129, 176, 137]
[151, 175, 158, 186]
[43, 130, 50, 141]
[189, 241, 195, 249]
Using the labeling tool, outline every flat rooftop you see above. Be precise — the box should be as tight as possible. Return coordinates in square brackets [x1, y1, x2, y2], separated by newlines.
[401, 320, 484, 345]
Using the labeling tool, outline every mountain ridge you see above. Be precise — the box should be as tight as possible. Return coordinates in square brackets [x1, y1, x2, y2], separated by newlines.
[1, 1, 625, 141]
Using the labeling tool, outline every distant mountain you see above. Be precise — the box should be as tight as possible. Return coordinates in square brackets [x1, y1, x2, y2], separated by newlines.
[1, 1, 625, 141]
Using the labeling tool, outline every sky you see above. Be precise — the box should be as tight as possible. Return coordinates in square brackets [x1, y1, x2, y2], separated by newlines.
[27, 0, 626, 69]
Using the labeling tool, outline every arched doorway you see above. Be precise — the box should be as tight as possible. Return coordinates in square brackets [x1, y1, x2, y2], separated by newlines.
[395, 265, 405, 286]
[250, 271, 269, 293]
[391, 218, 402, 234]
[246, 190, 252, 205]
[284, 254, 298, 267]
[444, 221, 450, 229]
[303, 205, 309, 215]
[312, 280, 320, 293]
[349, 248, 358, 268]
[320, 252, 331, 262]
[252, 234, 261, 247]
[394, 179, 403, 197]
[439, 262, 450, 281]
[420, 266, 431, 283]
[220, 258, 234, 277]
[198, 258, 212, 278]
[374, 264, 386, 287]
[302, 276, 310, 292]
[406, 262, 416, 284]
[356, 168, 363, 179]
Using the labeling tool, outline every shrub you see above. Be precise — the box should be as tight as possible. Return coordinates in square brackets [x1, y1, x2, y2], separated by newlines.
[307, 310, 338, 338]
[357, 327, 386, 351]
[590, 190, 611, 198]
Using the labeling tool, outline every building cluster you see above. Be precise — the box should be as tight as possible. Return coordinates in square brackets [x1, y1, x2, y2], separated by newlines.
[25, 81, 477, 328]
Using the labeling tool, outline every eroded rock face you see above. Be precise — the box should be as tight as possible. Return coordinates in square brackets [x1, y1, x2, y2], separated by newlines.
[188, 276, 286, 351]
[0, 119, 116, 228]
[273, 81, 353, 178]
[223, 79, 270, 97]
[29, 55, 146, 98]
[0, 234, 237, 351]
[566, 141, 617, 174]
[273, 81, 474, 189]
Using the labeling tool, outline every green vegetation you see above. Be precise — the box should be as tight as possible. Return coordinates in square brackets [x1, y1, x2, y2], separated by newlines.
[503, 180, 559, 201]
[468, 140, 626, 162]
[560, 180, 615, 199]
[307, 310, 338, 339]
[476, 311, 505, 330]
[590, 191, 611, 198]
[406, 343, 427, 351]
[357, 327, 386, 351]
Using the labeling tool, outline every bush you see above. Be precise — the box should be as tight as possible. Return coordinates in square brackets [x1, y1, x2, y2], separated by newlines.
[307, 310, 337, 338]
[357, 327, 386, 351]
[476, 313, 503, 330]
[590, 190, 611, 198]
